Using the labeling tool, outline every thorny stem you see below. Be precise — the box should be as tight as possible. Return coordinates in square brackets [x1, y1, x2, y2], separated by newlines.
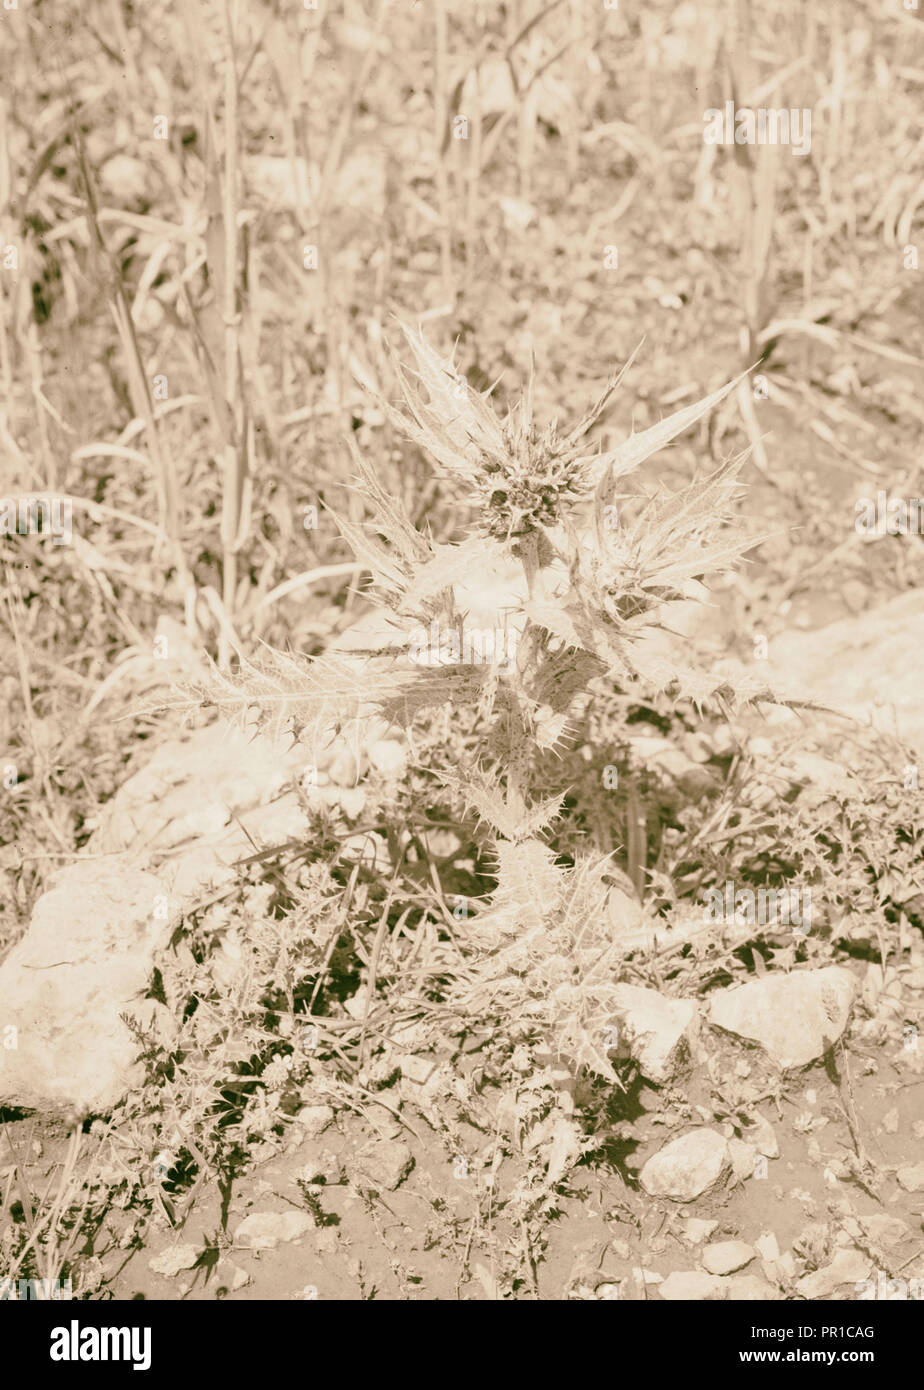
[504, 533, 543, 818]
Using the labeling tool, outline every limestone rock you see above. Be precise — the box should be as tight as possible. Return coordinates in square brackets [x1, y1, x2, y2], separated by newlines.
[234, 1210, 315, 1250]
[0, 862, 170, 1113]
[708, 967, 855, 1068]
[727, 1137, 759, 1182]
[639, 1129, 731, 1202]
[681, 1218, 719, 1245]
[609, 984, 699, 1083]
[352, 1138, 414, 1192]
[896, 1162, 924, 1193]
[88, 721, 306, 856]
[859, 1214, 911, 1248]
[724, 1274, 781, 1300]
[765, 592, 924, 754]
[702, 1241, 755, 1275]
[659, 1270, 725, 1300]
[747, 1111, 780, 1158]
[148, 1245, 200, 1277]
[795, 1247, 871, 1299]
[293, 1105, 334, 1139]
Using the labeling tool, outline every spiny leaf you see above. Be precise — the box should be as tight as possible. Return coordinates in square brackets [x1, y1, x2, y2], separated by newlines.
[493, 838, 566, 934]
[330, 438, 434, 605]
[619, 640, 806, 713]
[381, 322, 507, 481]
[523, 593, 633, 675]
[437, 769, 566, 842]
[584, 373, 747, 487]
[330, 510, 416, 602]
[173, 645, 491, 747]
[402, 536, 509, 609]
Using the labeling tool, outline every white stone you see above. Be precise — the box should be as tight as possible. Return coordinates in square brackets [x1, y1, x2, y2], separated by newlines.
[148, 1244, 200, 1277]
[681, 1218, 719, 1245]
[724, 1274, 780, 1300]
[896, 1162, 924, 1192]
[609, 984, 699, 1083]
[702, 1240, 755, 1275]
[0, 863, 172, 1113]
[368, 739, 407, 776]
[352, 1138, 414, 1191]
[795, 1247, 871, 1299]
[859, 1214, 910, 1247]
[728, 1138, 758, 1181]
[765, 593, 924, 755]
[708, 967, 855, 1068]
[215, 1260, 250, 1291]
[234, 1210, 315, 1250]
[90, 721, 305, 855]
[639, 1129, 731, 1202]
[293, 1105, 334, 1138]
[658, 1271, 725, 1300]
[747, 1111, 780, 1158]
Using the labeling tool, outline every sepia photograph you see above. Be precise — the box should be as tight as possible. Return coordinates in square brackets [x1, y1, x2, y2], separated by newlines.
[0, 0, 922, 1358]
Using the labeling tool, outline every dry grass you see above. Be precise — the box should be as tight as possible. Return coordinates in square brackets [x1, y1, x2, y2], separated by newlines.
[0, 0, 922, 1299]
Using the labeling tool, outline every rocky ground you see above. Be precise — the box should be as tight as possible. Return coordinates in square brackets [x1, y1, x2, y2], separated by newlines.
[1, 0, 923, 1307]
[3, 590, 924, 1302]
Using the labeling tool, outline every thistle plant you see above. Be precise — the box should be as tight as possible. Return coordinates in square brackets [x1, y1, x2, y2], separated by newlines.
[189, 325, 793, 1083]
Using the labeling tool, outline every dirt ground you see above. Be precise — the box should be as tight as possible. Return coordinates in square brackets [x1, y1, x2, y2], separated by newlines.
[1, 0, 924, 1306]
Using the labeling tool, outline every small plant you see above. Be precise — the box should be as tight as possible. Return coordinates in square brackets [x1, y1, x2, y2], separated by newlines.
[188, 326, 796, 1085]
